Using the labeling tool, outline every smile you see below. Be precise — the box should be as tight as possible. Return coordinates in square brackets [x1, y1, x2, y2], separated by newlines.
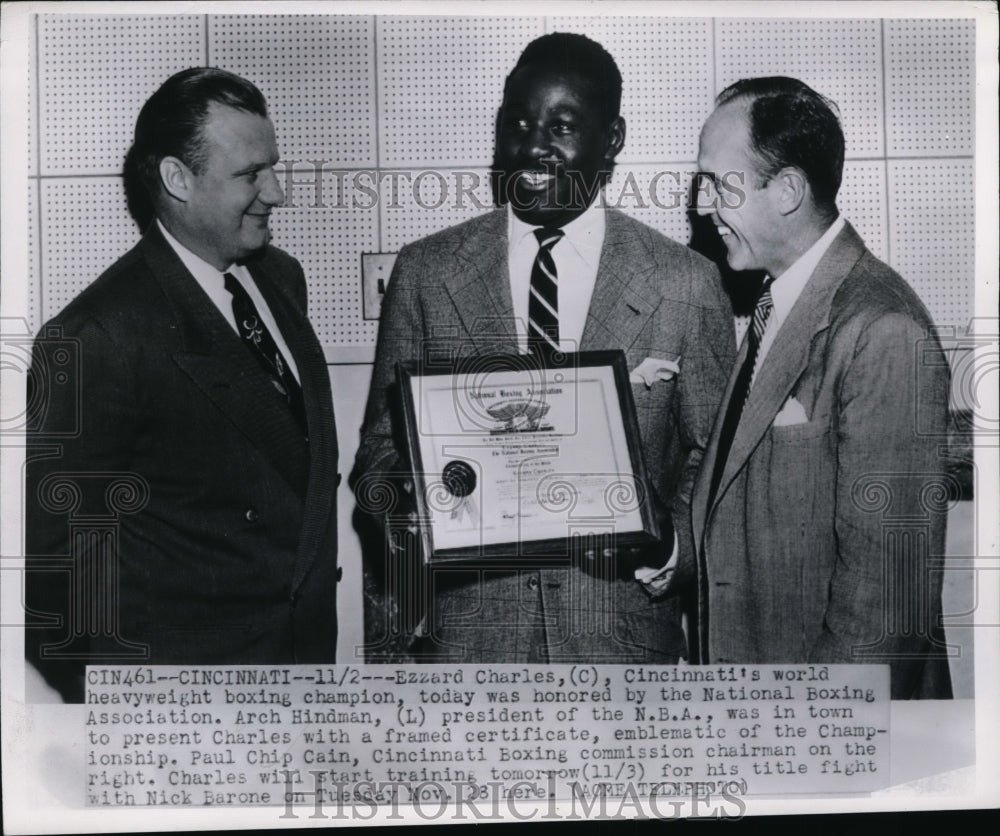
[518, 171, 556, 189]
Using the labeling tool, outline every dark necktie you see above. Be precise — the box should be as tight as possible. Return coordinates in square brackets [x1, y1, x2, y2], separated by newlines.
[224, 272, 308, 436]
[707, 279, 774, 509]
[527, 228, 564, 364]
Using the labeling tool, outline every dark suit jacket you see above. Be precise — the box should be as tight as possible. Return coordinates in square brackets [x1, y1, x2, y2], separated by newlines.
[352, 208, 734, 663]
[688, 222, 952, 698]
[25, 224, 339, 701]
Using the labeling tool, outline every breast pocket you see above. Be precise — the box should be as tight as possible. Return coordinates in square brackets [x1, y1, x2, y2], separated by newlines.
[769, 419, 828, 443]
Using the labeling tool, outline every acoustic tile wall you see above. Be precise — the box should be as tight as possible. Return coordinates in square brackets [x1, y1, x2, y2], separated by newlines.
[28, 14, 976, 356]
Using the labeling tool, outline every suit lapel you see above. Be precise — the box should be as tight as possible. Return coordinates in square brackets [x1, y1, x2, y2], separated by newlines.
[443, 210, 518, 350]
[247, 257, 339, 593]
[139, 226, 309, 495]
[582, 211, 660, 353]
[699, 223, 868, 532]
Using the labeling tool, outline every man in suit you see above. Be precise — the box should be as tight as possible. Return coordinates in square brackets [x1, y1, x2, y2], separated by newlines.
[687, 76, 951, 698]
[25, 68, 339, 702]
[351, 33, 734, 663]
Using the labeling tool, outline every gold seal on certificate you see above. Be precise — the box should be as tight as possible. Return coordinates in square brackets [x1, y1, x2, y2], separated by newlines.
[396, 350, 661, 564]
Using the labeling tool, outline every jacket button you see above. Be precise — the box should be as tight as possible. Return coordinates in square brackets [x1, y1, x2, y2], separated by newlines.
[527, 575, 539, 591]
[245, 507, 260, 523]
[336, 567, 344, 582]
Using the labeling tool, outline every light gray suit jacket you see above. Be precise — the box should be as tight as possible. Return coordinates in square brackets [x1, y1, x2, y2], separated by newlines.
[688, 222, 952, 698]
[352, 208, 734, 663]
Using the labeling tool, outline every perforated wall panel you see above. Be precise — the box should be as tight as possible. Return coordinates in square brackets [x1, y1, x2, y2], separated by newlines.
[27, 19, 37, 178]
[38, 15, 206, 175]
[716, 19, 884, 159]
[887, 159, 974, 328]
[837, 161, 889, 263]
[28, 178, 40, 331]
[605, 165, 696, 246]
[885, 19, 975, 157]
[269, 201, 380, 348]
[377, 17, 543, 167]
[28, 14, 977, 348]
[40, 178, 138, 321]
[209, 16, 377, 167]
[381, 167, 494, 251]
[551, 17, 714, 164]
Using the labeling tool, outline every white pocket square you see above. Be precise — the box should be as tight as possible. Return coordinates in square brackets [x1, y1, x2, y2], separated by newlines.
[629, 356, 680, 389]
[773, 396, 809, 427]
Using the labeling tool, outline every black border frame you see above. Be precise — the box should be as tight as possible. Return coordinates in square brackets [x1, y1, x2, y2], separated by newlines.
[395, 349, 661, 565]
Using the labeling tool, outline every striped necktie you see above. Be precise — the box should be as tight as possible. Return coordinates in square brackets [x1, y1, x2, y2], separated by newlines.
[527, 227, 564, 363]
[707, 277, 774, 508]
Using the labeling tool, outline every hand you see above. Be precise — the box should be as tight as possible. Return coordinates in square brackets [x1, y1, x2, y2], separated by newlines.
[579, 506, 677, 594]
[635, 561, 675, 597]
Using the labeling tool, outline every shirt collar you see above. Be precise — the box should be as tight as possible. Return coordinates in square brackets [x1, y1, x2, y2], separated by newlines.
[157, 219, 237, 283]
[507, 199, 606, 269]
[769, 215, 846, 323]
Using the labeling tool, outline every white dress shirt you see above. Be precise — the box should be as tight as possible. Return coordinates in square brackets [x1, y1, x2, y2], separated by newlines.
[753, 215, 846, 378]
[158, 220, 300, 381]
[507, 201, 605, 354]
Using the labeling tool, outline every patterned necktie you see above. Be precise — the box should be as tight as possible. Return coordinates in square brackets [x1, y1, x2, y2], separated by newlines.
[527, 227, 564, 364]
[224, 272, 308, 437]
[707, 278, 774, 509]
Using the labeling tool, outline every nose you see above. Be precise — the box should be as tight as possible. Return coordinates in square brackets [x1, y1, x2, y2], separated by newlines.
[521, 124, 551, 162]
[258, 167, 285, 207]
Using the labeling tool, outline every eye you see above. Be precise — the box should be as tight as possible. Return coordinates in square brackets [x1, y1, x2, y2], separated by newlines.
[552, 121, 575, 137]
[502, 116, 528, 133]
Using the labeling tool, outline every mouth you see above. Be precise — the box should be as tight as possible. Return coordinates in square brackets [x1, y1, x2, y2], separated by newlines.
[517, 170, 557, 192]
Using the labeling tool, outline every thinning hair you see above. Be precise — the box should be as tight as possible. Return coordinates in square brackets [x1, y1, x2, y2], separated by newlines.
[717, 76, 844, 220]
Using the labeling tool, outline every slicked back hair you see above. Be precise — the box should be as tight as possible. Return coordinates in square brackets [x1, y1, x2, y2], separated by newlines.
[125, 67, 268, 209]
[717, 76, 844, 221]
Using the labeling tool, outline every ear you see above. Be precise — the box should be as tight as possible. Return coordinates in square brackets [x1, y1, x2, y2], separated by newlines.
[604, 116, 626, 163]
[773, 166, 807, 216]
[158, 156, 194, 203]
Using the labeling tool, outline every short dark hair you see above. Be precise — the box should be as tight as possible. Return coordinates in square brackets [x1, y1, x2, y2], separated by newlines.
[716, 76, 844, 219]
[125, 67, 267, 202]
[504, 32, 623, 124]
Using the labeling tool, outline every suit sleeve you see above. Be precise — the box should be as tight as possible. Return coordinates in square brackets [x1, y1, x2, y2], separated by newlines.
[349, 243, 430, 660]
[25, 315, 138, 701]
[672, 256, 735, 586]
[809, 310, 949, 697]
[351, 242, 427, 492]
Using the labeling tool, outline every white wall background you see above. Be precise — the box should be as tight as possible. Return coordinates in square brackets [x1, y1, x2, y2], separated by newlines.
[26, 14, 977, 675]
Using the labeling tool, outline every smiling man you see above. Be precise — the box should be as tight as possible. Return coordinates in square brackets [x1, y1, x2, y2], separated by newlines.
[25, 68, 340, 702]
[352, 33, 734, 664]
[686, 77, 952, 698]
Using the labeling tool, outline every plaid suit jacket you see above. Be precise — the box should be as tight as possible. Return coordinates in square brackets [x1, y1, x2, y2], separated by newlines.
[352, 208, 733, 663]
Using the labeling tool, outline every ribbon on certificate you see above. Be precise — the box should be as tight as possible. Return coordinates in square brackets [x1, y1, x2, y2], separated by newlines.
[442, 460, 478, 522]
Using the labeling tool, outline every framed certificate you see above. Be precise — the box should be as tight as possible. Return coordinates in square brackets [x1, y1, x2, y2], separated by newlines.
[396, 350, 661, 564]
